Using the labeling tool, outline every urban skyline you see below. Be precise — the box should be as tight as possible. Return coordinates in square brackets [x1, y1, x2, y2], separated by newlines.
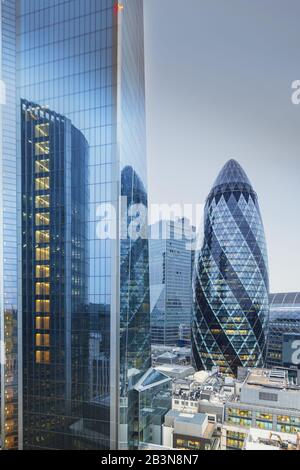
[0, 0, 299, 454]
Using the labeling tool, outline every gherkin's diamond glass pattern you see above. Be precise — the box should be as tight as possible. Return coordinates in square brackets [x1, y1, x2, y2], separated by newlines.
[192, 159, 269, 375]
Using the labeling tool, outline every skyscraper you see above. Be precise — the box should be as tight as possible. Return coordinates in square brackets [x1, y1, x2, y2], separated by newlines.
[150, 218, 195, 346]
[192, 159, 269, 376]
[0, 0, 18, 450]
[21, 100, 88, 449]
[16, 0, 150, 450]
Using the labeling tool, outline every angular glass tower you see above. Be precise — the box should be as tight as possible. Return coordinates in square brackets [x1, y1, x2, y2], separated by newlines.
[192, 159, 269, 376]
[15, 0, 150, 450]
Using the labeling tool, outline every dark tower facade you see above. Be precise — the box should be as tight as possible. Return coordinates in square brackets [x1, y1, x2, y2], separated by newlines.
[21, 100, 88, 448]
[192, 159, 269, 375]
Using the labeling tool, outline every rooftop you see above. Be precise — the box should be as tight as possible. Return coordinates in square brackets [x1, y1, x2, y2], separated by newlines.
[213, 159, 252, 189]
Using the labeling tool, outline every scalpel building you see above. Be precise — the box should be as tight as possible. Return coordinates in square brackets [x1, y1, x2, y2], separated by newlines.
[192, 159, 269, 376]
[16, 0, 150, 450]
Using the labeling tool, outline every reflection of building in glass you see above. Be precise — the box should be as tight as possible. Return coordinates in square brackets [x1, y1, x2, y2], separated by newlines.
[120, 166, 151, 449]
[88, 303, 111, 401]
[192, 160, 269, 375]
[131, 368, 172, 447]
[0, 0, 18, 450]
[17, 0, 150, 450]
[21, 100, 88, 449]
[267, 293, 300, 369]
[150, 219, 195, 346]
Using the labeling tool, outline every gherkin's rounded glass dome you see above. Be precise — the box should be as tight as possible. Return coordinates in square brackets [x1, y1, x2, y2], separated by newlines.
[192, 159, 269, 375]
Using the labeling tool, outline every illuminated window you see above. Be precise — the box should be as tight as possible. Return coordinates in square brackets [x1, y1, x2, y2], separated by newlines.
[36, 247, 50, 261]
[36, 265, 50, 278]
[35, 177, 50, 191]
[35, 159, 50, 174]
[35, 212, 50, 226]
[36, 299, 50, 313]
[4, 420, 15, 434]
[35, 334, 50, 347]
[35, 230, 50, 244]
[35, 194, 50, 208]
[36, 317, 50, 330]
[5, 404, 14, 418]
[35, 123, 49, 138]
[35, 282, 50, 296]
[35, 350, 50, 364]
[35, 141, 49, 156]
[4, 436, 16, 449]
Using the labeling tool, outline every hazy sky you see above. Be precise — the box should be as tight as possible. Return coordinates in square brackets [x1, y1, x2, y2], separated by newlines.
[144, 0, 300, 293]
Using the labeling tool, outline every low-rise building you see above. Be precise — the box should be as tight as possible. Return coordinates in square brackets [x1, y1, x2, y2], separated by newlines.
[222, 368, 300, 450]
[162, 410, 220, 450]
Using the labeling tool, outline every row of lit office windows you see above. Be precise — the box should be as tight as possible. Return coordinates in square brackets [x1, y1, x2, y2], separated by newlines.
[34, 146, 51, 364]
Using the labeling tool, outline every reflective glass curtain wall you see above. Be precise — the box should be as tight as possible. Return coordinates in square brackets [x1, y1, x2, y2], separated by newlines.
[118, 0, 151, 449]
[17, 0, 150, 449]
[192, 160, 269, 376]
[0, 0, 18, 450]
[21, 99, 88, 449]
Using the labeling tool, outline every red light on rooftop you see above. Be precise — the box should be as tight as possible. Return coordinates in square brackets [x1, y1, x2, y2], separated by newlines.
[113, 3, 124, 16]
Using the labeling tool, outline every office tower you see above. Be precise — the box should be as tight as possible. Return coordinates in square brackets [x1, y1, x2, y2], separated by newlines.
[192, 159, 269, 375]
[17, 0, 150, 450]
[150, 218, 195, 346]
[0, 0, 18, 450]
[21, 100, 88, 449]
[267, 292, 300, 369]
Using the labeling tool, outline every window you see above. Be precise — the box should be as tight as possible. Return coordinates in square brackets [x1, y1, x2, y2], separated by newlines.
[35, 230, 50, 244]
[35, 282, 50, 296]
[35, 141, 49, 156]
[35, 160, 50, 174]
[256, 420, 272, 430]
[259, 392, 278, 402]
[35, 195, 50, 208]
[228, 408, 252, 418]
[35, 123, 49, 138]
[35, 334, 50, 347]
[36, 317, 50, 330]
[35, 177, 50, 191]
[36, 247, 50, 261]
[35, 212, 50, 226]
[36, 265, 50, 278]
[35, 350, 50, 364]
[5, 404, 14, 418]
[36, 299, 50, 313]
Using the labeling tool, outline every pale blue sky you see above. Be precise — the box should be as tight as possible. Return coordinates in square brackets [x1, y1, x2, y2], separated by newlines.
[144, 0, 300, 293]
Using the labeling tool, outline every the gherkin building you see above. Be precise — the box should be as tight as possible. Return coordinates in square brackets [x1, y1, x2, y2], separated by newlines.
[192, 159, 269, 375]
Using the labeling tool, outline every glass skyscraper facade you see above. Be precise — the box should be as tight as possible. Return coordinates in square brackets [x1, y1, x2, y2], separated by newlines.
[192, 159, 269, 376]
[14, 0, 150, 450]
[21, 99, 88, 449]
[0, 0, 19, 450]
[267, 292, 300, 369]
[150, 219, 195, 346]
